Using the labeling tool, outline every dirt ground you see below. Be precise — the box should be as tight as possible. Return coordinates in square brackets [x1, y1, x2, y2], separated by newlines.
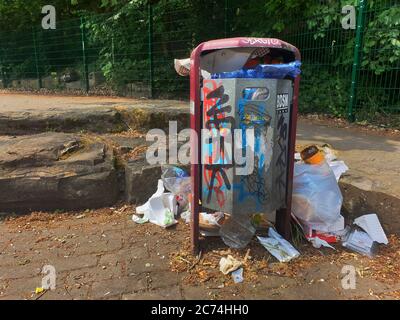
[0, 205, 399, 300]
[0, 91, 186, 115]
[0, 91, 135, 111]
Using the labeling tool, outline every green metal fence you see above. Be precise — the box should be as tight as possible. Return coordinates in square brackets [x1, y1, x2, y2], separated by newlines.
[0, 0, 399, 123]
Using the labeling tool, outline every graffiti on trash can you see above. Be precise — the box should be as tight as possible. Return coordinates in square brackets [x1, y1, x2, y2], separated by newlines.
[275, 113, 288, 196]
[235, 101, 273, 207]
[203, 82, 235, 207]
[242, 38, 281, 46]
[241, 159, 268, 205]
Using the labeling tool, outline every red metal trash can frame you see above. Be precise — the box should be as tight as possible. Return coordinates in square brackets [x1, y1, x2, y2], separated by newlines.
[189, 37, 301, 254]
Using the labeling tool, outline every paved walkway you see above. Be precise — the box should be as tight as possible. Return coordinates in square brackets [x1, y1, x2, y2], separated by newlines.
[1, 207, 399, 300]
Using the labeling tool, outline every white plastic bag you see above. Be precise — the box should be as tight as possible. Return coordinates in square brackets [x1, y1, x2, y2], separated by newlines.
[257, 228, 300, 262]
[292, 162, 343, 232]
[132, 179, 178, 228]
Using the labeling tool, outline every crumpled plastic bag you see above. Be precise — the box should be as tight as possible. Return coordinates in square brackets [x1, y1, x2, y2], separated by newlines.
[292, 162, 344, 232]
[200, 212, 224, 227]
[257, 228, 300, 262]
[132, 179, 178, 228]
[161, 165, 191, 211]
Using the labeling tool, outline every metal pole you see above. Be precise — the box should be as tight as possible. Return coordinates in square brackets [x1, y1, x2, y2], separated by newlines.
[0, 64, 6, 89]
[80, 17, 90, 93]
[348, 0, 366, 122]
[148, 2, 154, 98]
[32, 28, 42, 89]
[224, 0, 229, 37]
[111, 36, 115, 65]
[0, 51, 6, 88]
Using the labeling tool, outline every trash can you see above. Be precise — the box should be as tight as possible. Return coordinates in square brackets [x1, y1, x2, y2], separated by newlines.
[189, 38, 301, 253]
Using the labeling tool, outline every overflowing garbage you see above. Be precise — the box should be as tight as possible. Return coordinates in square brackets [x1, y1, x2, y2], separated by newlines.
[133, 145, 388, 262]
[143, 43, 395, 291]
[211, 60, 301, 79]
[291, 144, 388, 257]
[149, 48, 389, 273]
[174, 48, 302, 80]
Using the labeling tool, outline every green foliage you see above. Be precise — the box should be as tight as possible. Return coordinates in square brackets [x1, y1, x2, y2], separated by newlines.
[362, 6, 400, 75]
[299, 65, 350, 117]
[84, 2, 148, 91]
[0, 0, 399, 124]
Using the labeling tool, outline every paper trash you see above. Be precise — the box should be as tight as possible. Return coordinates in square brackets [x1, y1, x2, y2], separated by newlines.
[132, 179, 178, 228]
[321, 144, 339, 162]
[219, 255, 242, 275]
[342, 214, 388, 258]
[174, 58, 190, 76]
[180, 210, 191, 224]
[232, 268, 244, 284]
[342, 229, 376, 257]
[257, 228, 300, 262]
[354, 214, 388, 245]
[174, 58, 210, 79]
[328, 160, 349, 182]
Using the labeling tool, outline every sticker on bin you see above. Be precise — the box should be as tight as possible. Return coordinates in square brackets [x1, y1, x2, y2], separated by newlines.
[276, 93, 289, 114]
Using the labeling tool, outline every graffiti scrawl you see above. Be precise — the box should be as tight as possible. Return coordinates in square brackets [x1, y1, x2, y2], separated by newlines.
[203, 83, 234, 207]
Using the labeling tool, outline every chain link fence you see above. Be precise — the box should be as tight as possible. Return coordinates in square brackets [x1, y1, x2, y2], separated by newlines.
[0, 0, 399, 123]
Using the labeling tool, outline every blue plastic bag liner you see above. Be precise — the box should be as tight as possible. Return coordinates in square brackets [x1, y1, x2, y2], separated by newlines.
[211, 60, 301, 79]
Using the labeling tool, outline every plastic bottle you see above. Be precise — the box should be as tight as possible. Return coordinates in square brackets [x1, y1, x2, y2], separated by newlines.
[219, 214, 256, 249]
